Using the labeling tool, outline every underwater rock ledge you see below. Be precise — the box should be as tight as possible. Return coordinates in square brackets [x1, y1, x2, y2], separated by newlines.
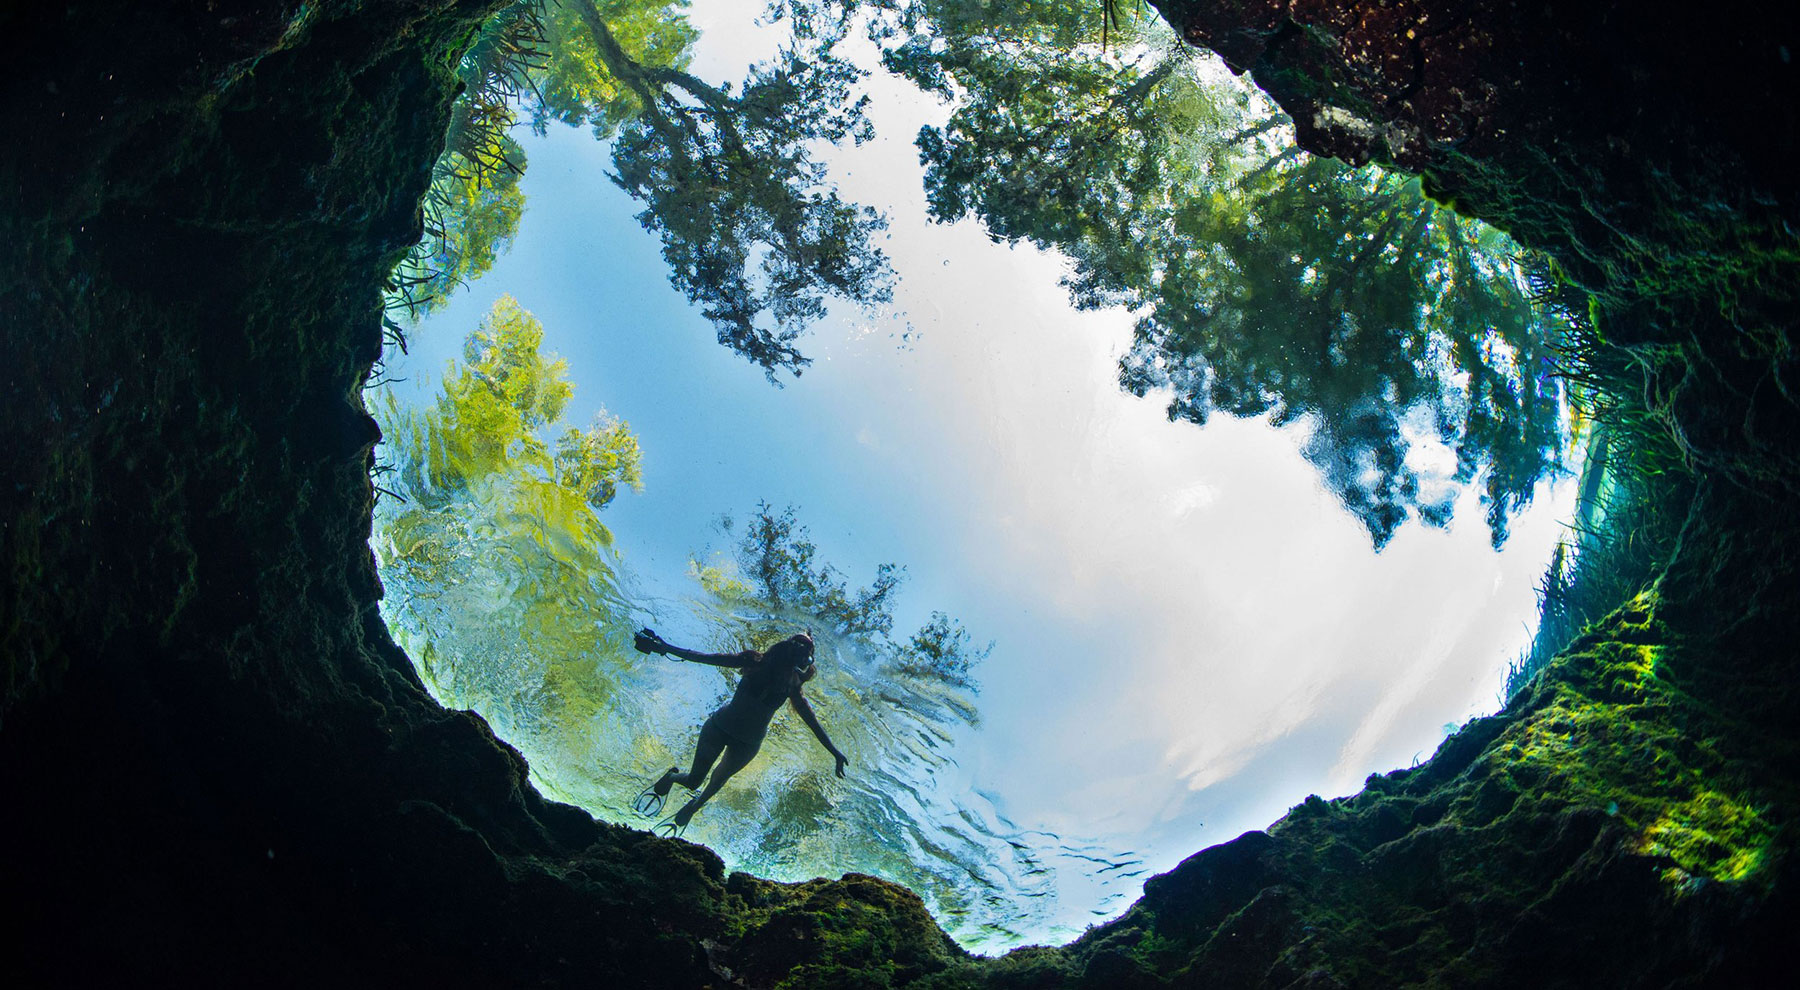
[0, 1, 1793, 987]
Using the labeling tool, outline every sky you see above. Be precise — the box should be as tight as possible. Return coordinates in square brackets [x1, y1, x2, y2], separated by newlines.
[382, 0, 1576, 938]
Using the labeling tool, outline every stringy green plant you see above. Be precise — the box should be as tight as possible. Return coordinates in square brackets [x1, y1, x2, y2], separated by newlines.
[383, 2, 548, 333]
[1504, 270, 1693, 700]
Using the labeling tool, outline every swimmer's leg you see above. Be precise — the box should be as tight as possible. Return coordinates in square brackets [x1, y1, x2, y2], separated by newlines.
[672, 720, 729, 791]
[639, 720, 728, 818]
[672, 741, 759, 828]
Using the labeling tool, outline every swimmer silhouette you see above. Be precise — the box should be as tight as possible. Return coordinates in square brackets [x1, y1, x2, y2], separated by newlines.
[633, 628, 848, 832]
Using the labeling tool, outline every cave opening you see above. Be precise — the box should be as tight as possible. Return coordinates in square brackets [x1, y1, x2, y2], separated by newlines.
[10, 0, 1793, 983]
[367, 0, 1584, 950]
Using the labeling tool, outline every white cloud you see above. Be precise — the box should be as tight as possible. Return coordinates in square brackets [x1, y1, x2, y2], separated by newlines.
[1165, 482, 1219, 517]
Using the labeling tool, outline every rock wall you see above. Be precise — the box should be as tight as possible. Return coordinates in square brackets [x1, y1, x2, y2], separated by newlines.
[1, 1, 1793, 987]
[0, 2, 960, 985]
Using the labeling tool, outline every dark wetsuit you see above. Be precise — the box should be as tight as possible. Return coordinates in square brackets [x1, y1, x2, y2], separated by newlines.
[705, 659, 791, 750]
[645, 636, 837, 829]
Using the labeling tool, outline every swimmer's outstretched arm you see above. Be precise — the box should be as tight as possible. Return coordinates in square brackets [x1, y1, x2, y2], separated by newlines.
[790, 691, 849, 778]
[634, 628, 749, 667]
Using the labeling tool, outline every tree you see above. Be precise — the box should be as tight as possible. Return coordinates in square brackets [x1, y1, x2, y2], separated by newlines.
[390, 0, 896, 377]
[527, 0, 894, 377]
[373, 295, 643, 731]
[397, 151, 527, 318]
[695, 502, 990, 688]
[898, 611, 984, 687]
[876, 0, 1569, 546]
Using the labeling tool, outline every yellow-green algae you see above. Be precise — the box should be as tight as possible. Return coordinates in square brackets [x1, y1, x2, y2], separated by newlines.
[1010, 546, 1795, 988]
[1493, 590, 1778, 893]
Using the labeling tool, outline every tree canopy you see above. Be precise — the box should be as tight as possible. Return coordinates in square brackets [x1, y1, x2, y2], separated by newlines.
[389, 0, 895, 378]
[389, 0, 1571, 544]
[694, 502, 990, 690]
[384, 4, 543, 320]
[872, 0, 1569, 546]
[373, 295, 643, 728]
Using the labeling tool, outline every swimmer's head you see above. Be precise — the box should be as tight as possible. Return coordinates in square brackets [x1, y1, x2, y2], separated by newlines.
[764, 632, 815, 670]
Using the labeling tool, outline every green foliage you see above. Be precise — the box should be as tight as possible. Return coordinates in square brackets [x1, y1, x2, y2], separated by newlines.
[898, 612, 988, 688]
[393, 0, 1571, 542]
[1504, 423, 1691, 699]
[373, 295, 642, 726]
[1498, 596, 1780, 892]
[729, 503, 903, 638]
[709, 503, 990, 689]
[1500, 264, 1696, 698]
[536, 0, 892, 377]
[390, 0, 895, 376]
[528, 0, 700, 139]
[556, 414, 645, 511]
[390, 144, 527, 319]
[387, 5, 544, 318]
[396, 294, 575, 495]
[877, 1, 1570, 547]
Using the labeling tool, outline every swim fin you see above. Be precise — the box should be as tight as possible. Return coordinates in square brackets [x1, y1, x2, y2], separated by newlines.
[632, 766, 680, 817]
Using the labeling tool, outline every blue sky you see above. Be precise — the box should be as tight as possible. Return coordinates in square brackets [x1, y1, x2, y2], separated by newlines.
[384, 2, 1576, 936]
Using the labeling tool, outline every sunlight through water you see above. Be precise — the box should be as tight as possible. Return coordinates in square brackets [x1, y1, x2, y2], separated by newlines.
[370, 0, 1578, 951]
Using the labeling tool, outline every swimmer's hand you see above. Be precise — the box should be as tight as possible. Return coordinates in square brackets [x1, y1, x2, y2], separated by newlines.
[634, 628, 671, 656]
[834, 753, 849, 779]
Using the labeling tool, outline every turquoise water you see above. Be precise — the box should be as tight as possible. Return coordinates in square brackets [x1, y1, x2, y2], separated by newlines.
[372, 483, 1148, 948]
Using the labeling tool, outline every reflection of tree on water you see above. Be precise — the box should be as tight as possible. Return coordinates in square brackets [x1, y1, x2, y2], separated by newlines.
[885, 0, 1572, 546]
[391, 0, 894, 376]
[401, 0, 1570, 550]
[372, 295, 642, 730]
[372, 297, 1078, 946]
